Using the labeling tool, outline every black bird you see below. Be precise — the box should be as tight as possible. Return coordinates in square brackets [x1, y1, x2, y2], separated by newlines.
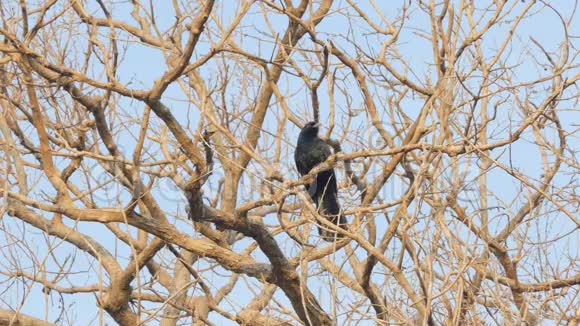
[295, 121, 347, 241]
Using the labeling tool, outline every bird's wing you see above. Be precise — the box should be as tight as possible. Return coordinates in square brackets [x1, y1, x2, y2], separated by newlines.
[294, 147, 309, 176]
[315, 138, 332, 158]
[304, 139, 331, 171]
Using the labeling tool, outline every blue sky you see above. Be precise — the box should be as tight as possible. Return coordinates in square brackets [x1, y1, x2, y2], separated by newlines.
[1, 0, 578, 324]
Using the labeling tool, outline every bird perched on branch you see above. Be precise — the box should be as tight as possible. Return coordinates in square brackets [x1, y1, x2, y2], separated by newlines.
[294, 121, 347, 241]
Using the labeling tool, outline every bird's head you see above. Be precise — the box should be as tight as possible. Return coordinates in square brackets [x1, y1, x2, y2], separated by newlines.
[300, 121, 320, 137]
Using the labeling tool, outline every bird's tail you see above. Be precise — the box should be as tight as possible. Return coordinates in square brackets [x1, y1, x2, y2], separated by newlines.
[317, 191, 348, 242]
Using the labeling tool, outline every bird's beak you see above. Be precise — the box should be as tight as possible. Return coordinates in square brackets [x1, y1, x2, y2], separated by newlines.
[313, 122, 320, 128]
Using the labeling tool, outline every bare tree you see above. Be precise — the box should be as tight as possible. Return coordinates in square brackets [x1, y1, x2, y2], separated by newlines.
[0, 1, 578, 325]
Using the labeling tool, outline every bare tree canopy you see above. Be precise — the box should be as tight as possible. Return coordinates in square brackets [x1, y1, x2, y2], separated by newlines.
[0, 1, 578, 325]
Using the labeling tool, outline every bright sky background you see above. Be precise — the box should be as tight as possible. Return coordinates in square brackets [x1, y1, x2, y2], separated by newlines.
[1, 1, 578, 324]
